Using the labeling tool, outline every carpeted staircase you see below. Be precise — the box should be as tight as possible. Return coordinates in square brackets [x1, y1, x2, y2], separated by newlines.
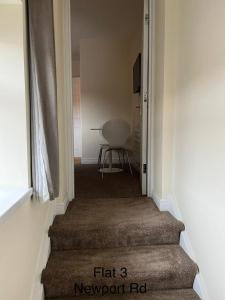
[42, 197, 200, 299]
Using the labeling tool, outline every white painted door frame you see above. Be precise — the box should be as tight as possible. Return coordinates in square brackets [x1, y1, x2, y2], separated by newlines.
[147, 0, 155, 198]
[140, 0, 149, 195]
[141, 0, 155, 197]
[64, 0, 154, 198]
[63, 0, 74, 201]
[55, 0, 74, 202]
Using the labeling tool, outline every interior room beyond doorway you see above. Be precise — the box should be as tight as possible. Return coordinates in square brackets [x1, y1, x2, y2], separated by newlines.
[70, 0, 144, 197]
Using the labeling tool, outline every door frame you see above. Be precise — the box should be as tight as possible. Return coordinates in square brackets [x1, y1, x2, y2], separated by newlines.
[54, 0, 74, 202]
[140, 0, 149, 195]
[141, 0, 155, 197]
[63, 0, 74, 201]
[63, 0, 155, 198]
[147, 0, 155, 198]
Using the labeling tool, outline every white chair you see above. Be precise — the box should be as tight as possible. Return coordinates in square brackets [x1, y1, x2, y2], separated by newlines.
[98, 119, 133, 178]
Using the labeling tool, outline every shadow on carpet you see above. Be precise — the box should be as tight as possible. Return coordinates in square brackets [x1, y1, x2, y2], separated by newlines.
[74, 164, 141, 199]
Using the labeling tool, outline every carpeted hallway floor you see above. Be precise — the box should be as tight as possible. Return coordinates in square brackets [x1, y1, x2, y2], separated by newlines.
[42, 165, 200, 299]
[74, 164, 141, 199]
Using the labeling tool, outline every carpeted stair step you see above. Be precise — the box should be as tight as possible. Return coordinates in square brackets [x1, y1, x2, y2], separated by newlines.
[49, 197, 184, 250]
[47, 289, 200, 299]
[42, 245, 198, 299]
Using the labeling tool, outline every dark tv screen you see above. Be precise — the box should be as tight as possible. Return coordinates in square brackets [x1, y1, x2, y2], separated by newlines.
[133, 53, 141, 94]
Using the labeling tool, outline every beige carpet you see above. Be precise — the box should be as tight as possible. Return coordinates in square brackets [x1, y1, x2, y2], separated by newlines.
[49, 290, 200, 300]
[50, 197, 184, 250]
[42, 165, 200, 299]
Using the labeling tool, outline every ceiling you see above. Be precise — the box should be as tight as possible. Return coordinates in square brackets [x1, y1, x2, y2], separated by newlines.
[70, 0, 143, 60]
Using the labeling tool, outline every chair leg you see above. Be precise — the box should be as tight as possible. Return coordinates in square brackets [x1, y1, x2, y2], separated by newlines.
[122, 149, 126, 167]
[102, 149, 108, 179]
[125, 150, 133, 176]
[121, 150, 124, 168]
[98, 146, 103, 169]
[117, 150, 123, 169]
[108, 149, 113, 171]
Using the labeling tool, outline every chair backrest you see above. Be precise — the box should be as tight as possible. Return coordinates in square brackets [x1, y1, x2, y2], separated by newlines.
[102, 119, 130, 146]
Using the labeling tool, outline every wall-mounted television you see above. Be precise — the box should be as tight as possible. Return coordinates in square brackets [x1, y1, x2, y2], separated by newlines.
[133, 53, 141, 94]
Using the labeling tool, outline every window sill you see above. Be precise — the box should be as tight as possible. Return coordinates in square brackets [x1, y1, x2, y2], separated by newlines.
[0, 187, 33, 223]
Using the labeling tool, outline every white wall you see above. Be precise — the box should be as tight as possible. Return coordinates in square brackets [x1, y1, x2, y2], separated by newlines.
[0, 4, 29, 188]
[0, 199, 53, 300]
[153, 1, 225, 299]
[80, 39, 132, 163]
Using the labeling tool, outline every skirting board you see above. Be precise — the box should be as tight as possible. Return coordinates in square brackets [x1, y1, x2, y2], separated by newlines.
[54, 198, 70, 215]
[31, 198, 70, 300]
[30, 202, 55, 300]
[81, 158, 120, 165]
[81, 158, 98, 164]
[152, 193, 209, 300]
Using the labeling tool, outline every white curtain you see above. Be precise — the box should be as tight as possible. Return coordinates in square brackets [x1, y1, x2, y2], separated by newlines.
[27, 0, 59, 201]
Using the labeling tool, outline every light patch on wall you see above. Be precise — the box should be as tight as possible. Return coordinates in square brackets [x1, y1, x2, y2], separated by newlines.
[0, 3, 29, 187]
[0, 0, 21, 4]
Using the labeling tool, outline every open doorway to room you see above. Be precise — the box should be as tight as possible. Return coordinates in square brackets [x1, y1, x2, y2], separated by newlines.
[70, 0, 151, 199]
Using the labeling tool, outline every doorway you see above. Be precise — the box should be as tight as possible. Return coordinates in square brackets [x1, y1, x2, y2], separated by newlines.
[70, 0, 152, 198]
